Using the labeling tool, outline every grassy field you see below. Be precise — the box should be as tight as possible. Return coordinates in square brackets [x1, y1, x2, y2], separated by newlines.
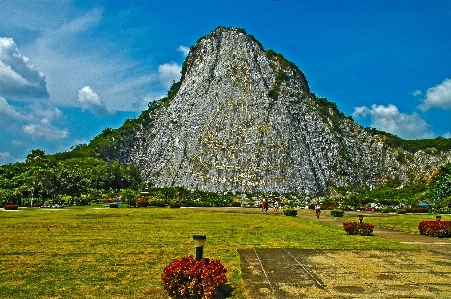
[0, 206, 418, 299]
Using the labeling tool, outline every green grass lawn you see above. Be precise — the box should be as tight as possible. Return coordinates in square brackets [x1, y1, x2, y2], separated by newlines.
[0, 206, 418, 299]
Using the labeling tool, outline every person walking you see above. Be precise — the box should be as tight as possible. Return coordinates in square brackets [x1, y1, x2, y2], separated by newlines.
[315, 202, 321, 219]
[273, 198, 280, 214]
[261, 199, 268, 213]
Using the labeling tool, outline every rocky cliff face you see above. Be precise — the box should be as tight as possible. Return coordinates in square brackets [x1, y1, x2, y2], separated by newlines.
[122, 27, 451, 195]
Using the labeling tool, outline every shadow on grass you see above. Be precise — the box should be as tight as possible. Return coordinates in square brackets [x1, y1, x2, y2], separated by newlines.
[141, 284, 234, 299]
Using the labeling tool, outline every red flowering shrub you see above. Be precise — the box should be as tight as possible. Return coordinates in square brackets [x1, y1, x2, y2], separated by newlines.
[136, 199, 149, 207]
[33, 202, 42, 207]
[161, 255, 227, 299]
[231, 201, 241, 207]
[103, 199, 114, 203]
[343, 222, 374, 236]
[4, 204, 18, 210]
[418, 220, 451, 237]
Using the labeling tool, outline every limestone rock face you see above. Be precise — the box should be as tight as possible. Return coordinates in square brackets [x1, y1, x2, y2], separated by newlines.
[125, 27, 450, 195]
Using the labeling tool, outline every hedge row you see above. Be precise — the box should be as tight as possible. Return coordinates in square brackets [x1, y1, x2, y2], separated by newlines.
[418, 220, 451, 237]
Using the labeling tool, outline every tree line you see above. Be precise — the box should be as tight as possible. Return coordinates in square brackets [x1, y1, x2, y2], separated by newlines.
[0, 149, 141, 206]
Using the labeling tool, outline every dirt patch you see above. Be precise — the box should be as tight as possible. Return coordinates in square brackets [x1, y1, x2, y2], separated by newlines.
[238, 248, 451, 299]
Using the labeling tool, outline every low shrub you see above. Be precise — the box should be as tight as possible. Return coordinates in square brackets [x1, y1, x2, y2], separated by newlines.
[330, 209, 344, 217]
[418, 220, 451, 237]
[169, 202, 182, 208]
[136, 199, 150, 207]
[396, 209, 406, 214]
[151, 201, 166, 207]
[231, 201, 241, 207]
[161, 255, 227, 299]
[343, 222, 374, 236]
[33, 202, 42, 208]
[109, 204, 118, 208]
[284, 209, 298, 217]
[4, 204, 18, 210]
[404, 207, 429, 213]
[103, 199, 114, 203]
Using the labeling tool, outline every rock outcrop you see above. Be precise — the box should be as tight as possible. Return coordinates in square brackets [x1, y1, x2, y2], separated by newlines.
[116, 27, 451, 195]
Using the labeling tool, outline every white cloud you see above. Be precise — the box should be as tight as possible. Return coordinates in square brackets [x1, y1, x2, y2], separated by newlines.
[0, 37, 49, 99]
[353, 104, 434, 139]
[0, 96, 68, 141]
[158, 62, 182, 87]
[23, 118, 69, 140]
[11, 140, 23, 146]
[417, 78, 451, 111]
[178, 45, 190, 56]
[0, 151, 14, 164]
[0, 96, 28, 126]
[77, 86, 114, 117]
[412, 90, 422, 97]
[443, 132, 451, 138]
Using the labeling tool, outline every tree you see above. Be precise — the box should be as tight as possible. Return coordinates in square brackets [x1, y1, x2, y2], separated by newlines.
[430, 163, 451, 207]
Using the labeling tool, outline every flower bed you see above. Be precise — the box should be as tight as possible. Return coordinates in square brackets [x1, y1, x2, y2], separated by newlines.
[343, 222, 374, 236]
[231, 201, 241, 207]
[4, 204, 18, 210]
[136, 199, 150, 207]
[161, 255, 227, 299]
[418, 220, 451, 237]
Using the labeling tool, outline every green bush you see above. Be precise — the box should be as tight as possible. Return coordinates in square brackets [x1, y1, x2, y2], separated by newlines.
[330, 209, 344, 217]
[109, 204, 118, 208]
[169, 202, 182, 208]
[150, 201, 166, 207]
[284, 209, 298, 217]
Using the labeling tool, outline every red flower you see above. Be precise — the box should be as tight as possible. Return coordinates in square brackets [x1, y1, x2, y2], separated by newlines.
[161, 255, 227, 299]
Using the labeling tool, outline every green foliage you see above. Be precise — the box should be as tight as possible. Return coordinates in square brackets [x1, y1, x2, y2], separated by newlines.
[283, 209, 298, 217]
[330, 209, 344, 217]
[364, 129, 451, 153]
[430, 162, 451, 207]
[339, 182, 428, 210]
[268, 69, 289, 100]
[0, 149, 142, 203]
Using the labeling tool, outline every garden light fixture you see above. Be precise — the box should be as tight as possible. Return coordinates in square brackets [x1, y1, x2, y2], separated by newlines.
[193, 235, 206, 261]
[358, 215, 364, 223]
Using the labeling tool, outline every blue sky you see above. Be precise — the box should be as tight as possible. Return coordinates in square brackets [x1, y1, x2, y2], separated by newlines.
[1, 0, 451, 164]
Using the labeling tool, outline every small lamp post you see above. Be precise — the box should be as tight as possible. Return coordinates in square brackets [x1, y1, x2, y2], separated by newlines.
[193, 235, 206, 261]
[358, 215, 364, 224]
[436, 215, 442, 221]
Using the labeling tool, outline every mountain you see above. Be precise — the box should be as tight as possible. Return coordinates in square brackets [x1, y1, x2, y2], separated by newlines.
[87, 26, 451, 195]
